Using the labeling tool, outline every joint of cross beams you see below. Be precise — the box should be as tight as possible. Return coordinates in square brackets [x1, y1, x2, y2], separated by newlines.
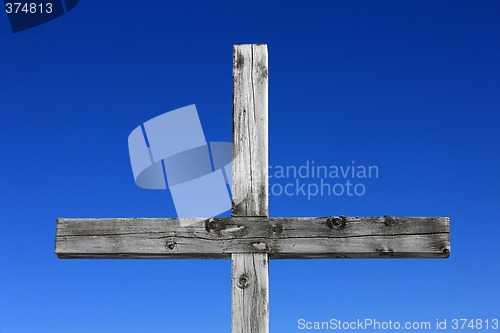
[252, 242, 268, 251]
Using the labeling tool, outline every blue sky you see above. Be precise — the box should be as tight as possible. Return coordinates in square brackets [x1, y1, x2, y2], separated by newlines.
[0, 1, 499, 332]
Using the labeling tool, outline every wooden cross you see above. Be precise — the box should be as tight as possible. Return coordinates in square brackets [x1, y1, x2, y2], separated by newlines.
[55, 44, 450, 333]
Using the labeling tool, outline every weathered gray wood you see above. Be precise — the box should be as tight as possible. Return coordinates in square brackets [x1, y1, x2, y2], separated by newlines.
[54, 43, 451, 333]
[232, 44, 268, 217]
[55, 216, 450, 259]
[232, 44, 269, 333]
[232, 253, 269, 333]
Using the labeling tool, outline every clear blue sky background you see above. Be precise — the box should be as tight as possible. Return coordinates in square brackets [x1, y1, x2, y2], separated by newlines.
[0, 1, 499, 332]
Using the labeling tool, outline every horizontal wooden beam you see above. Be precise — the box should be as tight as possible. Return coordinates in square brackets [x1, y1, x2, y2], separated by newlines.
[55, 216, 450, 259]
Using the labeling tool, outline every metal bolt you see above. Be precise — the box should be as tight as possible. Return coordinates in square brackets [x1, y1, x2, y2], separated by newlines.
[166, 241, 177, 250]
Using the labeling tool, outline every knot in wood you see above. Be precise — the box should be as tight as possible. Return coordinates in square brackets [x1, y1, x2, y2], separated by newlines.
[205, 218, 224, 232]
[326, 216, 347, 228]
[376, 246, 395, 256]
[384, 216, 396, 226]
[237, 275, 249, 289]
[166, 241, 177, 251]
[271, 224, 283, 235]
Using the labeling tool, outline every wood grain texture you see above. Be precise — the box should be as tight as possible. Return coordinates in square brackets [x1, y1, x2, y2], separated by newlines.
[54, 43, 451, 333]
[232, 254, 269, 333]
[55, 216, 450, 259]
[232, 44, 270, 333]
[232, 44, 268, 217]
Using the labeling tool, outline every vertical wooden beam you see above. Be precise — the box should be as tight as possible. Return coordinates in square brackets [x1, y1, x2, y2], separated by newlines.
[231, 44, 269, 333]
[232, 253, 269, 333]
[232, 44, 268, 217]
